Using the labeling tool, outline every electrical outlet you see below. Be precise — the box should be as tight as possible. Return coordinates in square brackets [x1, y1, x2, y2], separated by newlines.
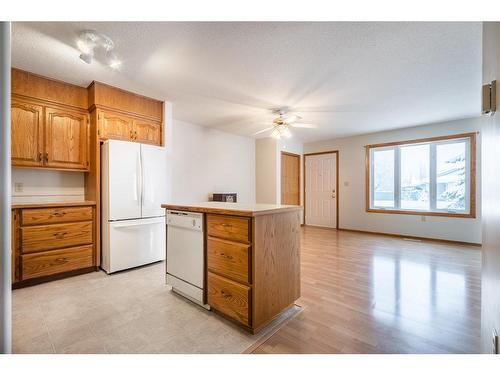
[421, 216, 426, 222]
[493, 329, 499, 354]
[14, 182, 23, 193]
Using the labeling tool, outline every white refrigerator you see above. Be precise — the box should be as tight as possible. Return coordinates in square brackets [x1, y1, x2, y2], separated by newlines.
[101, 140, 167, 273]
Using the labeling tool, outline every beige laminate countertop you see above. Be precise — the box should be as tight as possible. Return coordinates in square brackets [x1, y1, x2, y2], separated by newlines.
[161, 202, 302, 217]
[11, 201, 97, 209]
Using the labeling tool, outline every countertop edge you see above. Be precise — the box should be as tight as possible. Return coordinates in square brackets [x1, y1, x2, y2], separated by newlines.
[160, 204, 302, 217]
[11, 201, 97, 209]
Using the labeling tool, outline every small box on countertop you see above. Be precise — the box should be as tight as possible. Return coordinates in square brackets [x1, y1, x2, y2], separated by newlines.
[212, 193, 237, 203]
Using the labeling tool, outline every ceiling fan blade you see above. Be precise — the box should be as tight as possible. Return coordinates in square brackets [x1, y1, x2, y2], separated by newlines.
[252, 126, 274, 136]
[281, 114, 302, 123]
[290, 123, 317, 129]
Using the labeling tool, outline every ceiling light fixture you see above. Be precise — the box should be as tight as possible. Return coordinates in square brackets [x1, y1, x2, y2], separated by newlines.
[77, 30, 121, 69]
[271, 123, 292, 140]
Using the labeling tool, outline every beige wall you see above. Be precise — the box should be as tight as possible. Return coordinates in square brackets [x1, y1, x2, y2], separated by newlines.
[304, 117, 482, 243]
[481, 22, 500, 354]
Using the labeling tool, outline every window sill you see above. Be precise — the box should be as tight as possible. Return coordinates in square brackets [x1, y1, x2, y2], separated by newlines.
[366, 208, 476, 219]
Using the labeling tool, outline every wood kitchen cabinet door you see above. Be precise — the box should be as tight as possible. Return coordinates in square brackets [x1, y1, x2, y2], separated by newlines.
[45, 107, 89, 170]
[133, 119, 161, 145]
[98, 111, 133, 141]
[11, 99, 44, 167]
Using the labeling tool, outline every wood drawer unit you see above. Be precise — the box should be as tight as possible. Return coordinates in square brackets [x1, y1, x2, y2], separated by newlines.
[21, 221, 93, 254]
[21, 206, 93, 226]
[207, 271, 251, 326]
[206, 214, 250, 243]
[12, 203, 97, 287]
[22, 245, 94, 280]
[207, 237, 251, 284]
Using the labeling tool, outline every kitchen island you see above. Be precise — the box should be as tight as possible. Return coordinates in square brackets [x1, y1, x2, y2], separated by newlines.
[161, 202, 302, 333]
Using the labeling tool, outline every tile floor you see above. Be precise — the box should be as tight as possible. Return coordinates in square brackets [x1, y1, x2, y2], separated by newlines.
[13, 262, 299, 354]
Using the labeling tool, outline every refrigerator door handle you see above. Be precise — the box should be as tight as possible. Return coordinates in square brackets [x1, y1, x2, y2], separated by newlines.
[113, 221, 163, 228]
[136, 149, 142, 207]
[141, 147, 145, 208]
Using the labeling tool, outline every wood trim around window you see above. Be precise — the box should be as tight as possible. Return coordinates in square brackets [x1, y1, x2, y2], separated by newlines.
[365, 132, 477, 218]
[303, 150, 340, 229]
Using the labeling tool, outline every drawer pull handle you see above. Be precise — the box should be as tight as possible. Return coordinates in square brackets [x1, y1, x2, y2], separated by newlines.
[53, 232, 68, 238]
[54, 257, 68, 264]
[221, 290, 232, 299]
[53, 212, 66, 217]
[221, 223, 232, 228]
[220, 253, 233, 260]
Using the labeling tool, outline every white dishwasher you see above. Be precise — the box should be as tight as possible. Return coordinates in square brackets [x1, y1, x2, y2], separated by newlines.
[166, 210, 209, 309]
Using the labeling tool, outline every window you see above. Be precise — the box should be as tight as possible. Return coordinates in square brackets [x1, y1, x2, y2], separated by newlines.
[366, 133, 476, 217]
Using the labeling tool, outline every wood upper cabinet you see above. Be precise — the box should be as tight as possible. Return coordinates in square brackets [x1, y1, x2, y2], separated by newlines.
[10, 99, 89, 171]
[45, 107, 89, 170]
[97, 110, 162, 146]
[11, 99, 43, 167]
[98, 111, 133, 141]
[133, 119, 161, 145]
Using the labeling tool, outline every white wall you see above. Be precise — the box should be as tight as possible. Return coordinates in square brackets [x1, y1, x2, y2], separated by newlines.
[11, 169, 85, 204]
[167, 119, 256, 204]
[304, 117, 482, 244]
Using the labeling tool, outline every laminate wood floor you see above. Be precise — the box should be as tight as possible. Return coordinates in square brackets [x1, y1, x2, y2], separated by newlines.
[252, 226, 482, 354]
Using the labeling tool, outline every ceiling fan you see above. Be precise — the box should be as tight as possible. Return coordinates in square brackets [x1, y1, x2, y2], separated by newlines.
[252, 108, 317, 139]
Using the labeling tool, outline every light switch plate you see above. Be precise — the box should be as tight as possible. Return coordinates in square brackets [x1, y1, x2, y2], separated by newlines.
[14, 182, 23, 193]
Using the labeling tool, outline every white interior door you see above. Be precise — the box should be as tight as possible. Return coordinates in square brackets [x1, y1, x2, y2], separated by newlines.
[305, 153, 337, 228]
[141, 144, 167, 218]
[107, 140, 142, 221]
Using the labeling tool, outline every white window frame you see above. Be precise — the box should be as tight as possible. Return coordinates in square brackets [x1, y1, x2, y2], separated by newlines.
[366, 133, 476, 218]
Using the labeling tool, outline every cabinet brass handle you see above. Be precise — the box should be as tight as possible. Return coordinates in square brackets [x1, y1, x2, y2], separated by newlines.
[38, 152, 42, 162]
[44, 152, 49, 162]
[221, 290, 232, 299]
[53, 212, 66, 217]
[53, 232, 68, 238]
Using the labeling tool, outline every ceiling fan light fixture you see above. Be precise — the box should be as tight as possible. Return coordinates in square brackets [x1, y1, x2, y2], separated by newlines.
[271, 128, 282, 139]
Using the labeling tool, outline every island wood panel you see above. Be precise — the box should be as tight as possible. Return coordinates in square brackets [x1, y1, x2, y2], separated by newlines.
[21, 206, 93, 226]
[206, 214, 251, 244]
[12, 68, 88, 110]
[207, 271, 251, 326]
[44, 107, 89, 170]
[281, 152, 300, 205]
[10, 99, 44, 167]
[21, 221, 93, 253]
[22, 245, 94, 280]
[252, 210, 301, 330]
[207, 236, 251, 284]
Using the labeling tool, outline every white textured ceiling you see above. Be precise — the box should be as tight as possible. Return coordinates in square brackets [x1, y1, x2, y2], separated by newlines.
[12, 22, 482, 142]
